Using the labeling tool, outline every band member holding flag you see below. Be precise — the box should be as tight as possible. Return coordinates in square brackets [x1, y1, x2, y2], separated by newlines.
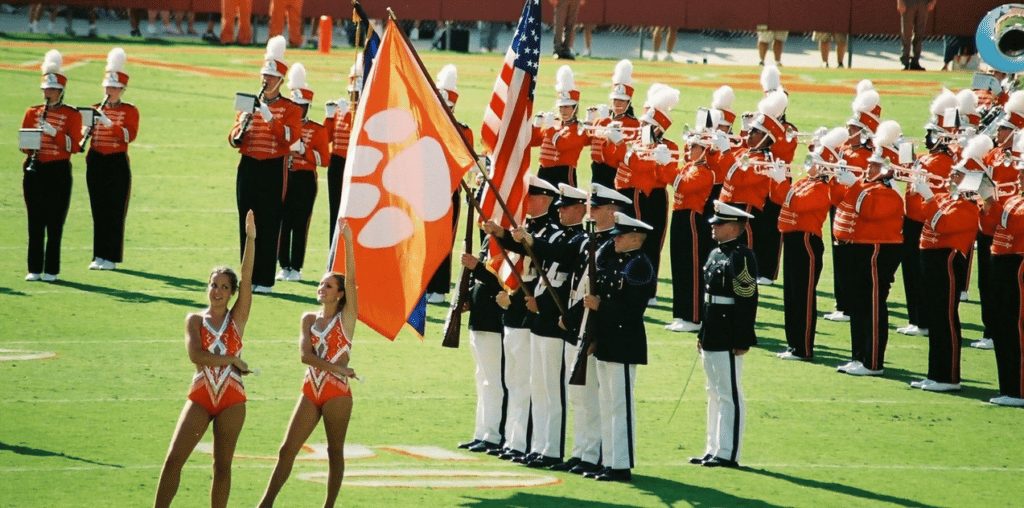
[84, 47, 139, 272]
[21, 49, 82, 282]
[228, 35, 302, 294]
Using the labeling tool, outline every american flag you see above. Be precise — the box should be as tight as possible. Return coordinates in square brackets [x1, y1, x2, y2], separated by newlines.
[479, 0, 541, 227]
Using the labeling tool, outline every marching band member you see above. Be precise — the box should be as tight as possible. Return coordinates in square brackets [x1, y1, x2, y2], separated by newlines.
[480, 177, 560, 464]
[833, 122, 905, 377]
[228, 36, 302, 294]
[84, 47, 139, 272]
[589, 59, 640, 188]
[957, 88, 981, 134]
[988, 154, 1024, 406]
[324, 56, 361, 245]
[615, 84, 680, 299]
[530, 65, 589, 187]
[277, 63, 329, 283]
[773, 127, 847, 360]
[20, 49, 82, 282]
[757, 65, 796, 285]
[582, 212, 656, 482]
[425, 64, 471, 303]
[707, 85, 739, 212]
[825, 88, 882, 322]
[897, 89, 959, 337]
[974, 91, 1024, 349]
[692, 201, 758, 469]
[908, 136, 988, 392]
[665, 133, 715, 333]
[719, 90, 786, 266]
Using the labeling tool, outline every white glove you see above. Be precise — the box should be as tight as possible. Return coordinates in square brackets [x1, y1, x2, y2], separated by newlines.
[597, 104, 610, 119]
[979, 181, 995, 200]
[290, 139, 305, 155]
[912, 178, 934, 200]
[39, 121, 57, 136]
[768, 161, 786, 183]
[96, 110, 113, 127]
[533, 113, 544, 128]
[543, 112, 555, 129]
[606, 123, 624, 144]
[714, 132, 730, 152]
[836, 168, 857, 186]
[585, 107, 598, 123]
[258, 102, 273, 122]
[336, 98, 349, 113]
[324, 101, 338, 118]
[653, 144, 671, 165]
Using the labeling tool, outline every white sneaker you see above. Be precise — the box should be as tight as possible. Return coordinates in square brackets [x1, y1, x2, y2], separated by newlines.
[665, 319, 701, 332]
[426, 292, 445, 303]
[920, 380, 961, 392]
[896, 324, 918, 335]
[287, 269, 301, 282]
[89, 258, 102, 270]
[824, 310, 850, 322]
[970, 338, 994, 349]
[844, 364, 884, 376]
[756, 277, 774, 285]
[989, 395, 1024, 406]
[41, 273, 57, 282]
[909, 379, 928, 388]
[648, 297, 658, 306]
[25, 273, 41, 281]
[276, 269, 290, 281]
[777, 351, 810, 361]
[97, 259, 115, 270]
[959, 291, 969, 301]
[253, 285, 273, 294]
[836, 360, 861, 373]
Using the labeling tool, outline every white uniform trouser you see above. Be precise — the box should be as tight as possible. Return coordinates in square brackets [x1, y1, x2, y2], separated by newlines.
[565, 342, 601, 464]
[702, 350, 745, 463]
[502, 326, 532, 452]
[470, 330, 505, 444]
[597, 360, 637, 469]
[529, 333, 567, 458]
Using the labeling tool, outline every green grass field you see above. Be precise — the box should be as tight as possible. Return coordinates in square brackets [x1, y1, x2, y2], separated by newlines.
[1, 34, 1019, 508]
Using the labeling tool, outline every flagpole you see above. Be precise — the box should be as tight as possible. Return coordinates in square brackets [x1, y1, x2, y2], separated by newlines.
[386, 8, 567, 316]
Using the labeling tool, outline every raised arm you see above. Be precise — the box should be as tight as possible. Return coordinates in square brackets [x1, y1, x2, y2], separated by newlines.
[340, 219, 358, 338]
[232, 210, 256, 333]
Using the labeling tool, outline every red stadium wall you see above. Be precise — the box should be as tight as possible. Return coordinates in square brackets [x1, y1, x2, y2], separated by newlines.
[19, 0, 1010, 36]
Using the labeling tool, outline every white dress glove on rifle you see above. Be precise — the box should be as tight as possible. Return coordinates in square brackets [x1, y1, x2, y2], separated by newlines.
[654, 144, 671, 165]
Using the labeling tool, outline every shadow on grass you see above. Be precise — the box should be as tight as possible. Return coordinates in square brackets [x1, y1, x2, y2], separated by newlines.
[0, 286, 28, 296]
[747, 467, 941, 508]
[0, 441, 122, 468]
[116, 268, 206, 291]
[456, 475, 789, 507]
[56, 280, 204, 308]
[257, 291, 317, 305]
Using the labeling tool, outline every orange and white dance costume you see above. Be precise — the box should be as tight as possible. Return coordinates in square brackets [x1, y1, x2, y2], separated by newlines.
[188, 314, 246, 416]
[302, 313, 353, 408]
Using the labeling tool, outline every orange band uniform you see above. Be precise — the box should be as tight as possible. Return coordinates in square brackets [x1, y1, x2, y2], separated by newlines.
[980, 148, 1019, 235]
[21, 104, 83, 162]
[188, 316, 246, 416]
[530, 122, 591, 168]
[706, 148, 736, 185]
[229, 96, 303, 160]
[904, 151, 954, 223]
[719, 148, 771, 211]
[292, 119, 330, 174]
[302, 314, 353, 408]
[590, 116, 640, 165]
[87, 102, 140, 154]
[325, 110, 353, 157]
[773, 178, 832, 237]
[992, 196, 1024, 255]
[615, 139, 679, 194]
[919, 194, 982, 255]
[833, 179, 905, 244]
[671, 162, 714, 213]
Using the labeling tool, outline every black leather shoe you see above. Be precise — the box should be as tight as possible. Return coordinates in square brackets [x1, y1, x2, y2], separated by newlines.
[499, 449, 525, 461]
[487, 446, 506, 456]
[569, 460, 601, 475]
[549, 457, 581, 471]
[458, 439, 481, 450]
[468, 441, 500, 453]
[689, 454, 712, 465]
[595, 468, 632, 482]
[702, 457, 740, 468]
[525, 455, 562, 468]
[583, 466, 611, 479]
[512, 452, 540, 464]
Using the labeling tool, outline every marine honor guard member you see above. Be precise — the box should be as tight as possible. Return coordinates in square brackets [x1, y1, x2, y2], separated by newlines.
[324, 55, 362, 245]
[277, 63, 329, 283]
[83, 47, 139, 272]
[530, 65, 589, 187]
[21, 49, 83, 282]
[582, 212, 656, 482]
[589, 59, 639, 188]
[692, 200, 758, 469]
[228, 35, 302, 294]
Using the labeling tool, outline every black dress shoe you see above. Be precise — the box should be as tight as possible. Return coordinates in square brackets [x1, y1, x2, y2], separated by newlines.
[595, 468, 632, 482]
[569, 460, 601, 475]
[702, 457, 740, 468]
[468, 441, 500, 453]
[583, 466, 611, 479]
[549, 456, 581, 471]
[512, 452, 540, 464]
[458, 439, 482, 450]
[525, 455, 562, 468]
[499, 449, 525, 461]
[908, 59, 926, 71]
[487, 446, 506, 456]
[689, 454, 712, 465]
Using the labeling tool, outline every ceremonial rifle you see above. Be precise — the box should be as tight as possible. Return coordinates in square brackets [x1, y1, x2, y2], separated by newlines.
[442, 189, 475, 348]
[568, 219, 597, 386]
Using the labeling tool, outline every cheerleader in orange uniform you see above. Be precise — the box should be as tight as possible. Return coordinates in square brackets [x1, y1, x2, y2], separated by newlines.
[259, 220, 358, 508]
[155, 211, 256, 508]
[85, 48, 140, 271]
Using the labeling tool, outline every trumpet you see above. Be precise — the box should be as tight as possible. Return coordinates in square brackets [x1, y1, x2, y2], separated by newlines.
[801, 153, 864, 177]
[628, 143, 684, 164]
[889, 163, 947, 187]
[581, 121, 642, 135]
[737, 154, 799, 176]
[785, 125, 828, 144]
[993, 180, 1020, 198]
